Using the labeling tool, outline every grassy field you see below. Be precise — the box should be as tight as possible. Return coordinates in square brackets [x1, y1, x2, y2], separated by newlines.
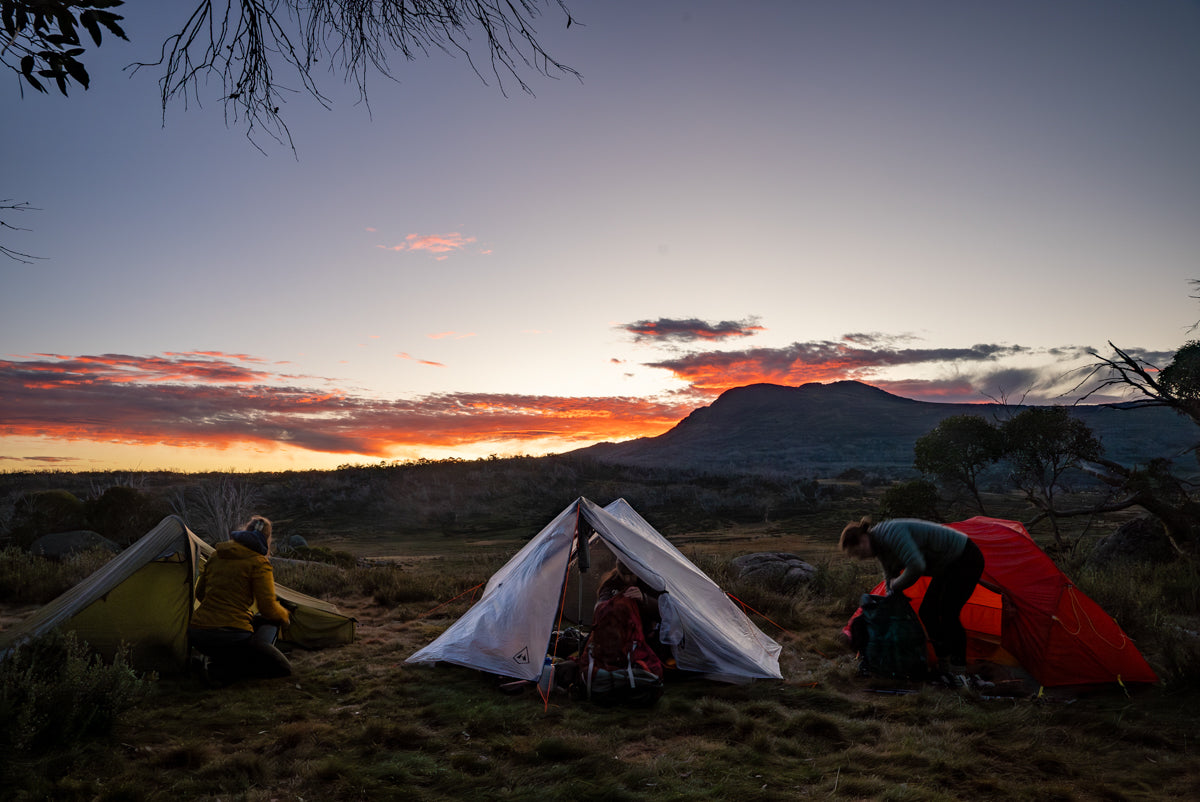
[2, 491, 1199, 801]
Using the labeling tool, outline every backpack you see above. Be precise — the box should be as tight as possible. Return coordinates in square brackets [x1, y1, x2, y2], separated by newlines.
[858, 593, 929, 680]
[576, 594, 664, 706]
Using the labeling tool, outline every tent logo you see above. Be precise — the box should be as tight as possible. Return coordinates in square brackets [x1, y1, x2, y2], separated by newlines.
[513, 646, 530, 664]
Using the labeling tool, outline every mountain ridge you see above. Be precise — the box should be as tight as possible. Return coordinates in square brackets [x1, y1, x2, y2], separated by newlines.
[574, 381, 1195, 475]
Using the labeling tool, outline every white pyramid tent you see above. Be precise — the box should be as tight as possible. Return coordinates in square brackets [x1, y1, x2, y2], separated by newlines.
[406, 498, 782, 683]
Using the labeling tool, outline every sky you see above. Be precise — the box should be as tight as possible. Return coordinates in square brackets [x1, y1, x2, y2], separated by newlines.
[2, 1, 1198, 473]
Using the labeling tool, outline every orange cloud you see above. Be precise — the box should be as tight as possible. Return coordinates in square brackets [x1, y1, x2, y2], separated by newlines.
[427, 331, 476, 340]
[0, 353, 687, 458]
[0, 336, 1117, 466]
[378, 232, 478, 255]
[396, 353, 446, 367]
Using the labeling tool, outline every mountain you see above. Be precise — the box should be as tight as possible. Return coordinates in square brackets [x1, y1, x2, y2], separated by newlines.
[574, 381, 1197, 475]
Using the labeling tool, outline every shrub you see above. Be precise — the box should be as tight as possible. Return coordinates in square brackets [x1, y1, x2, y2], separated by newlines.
[281, 544, 358, 569]
[0, 546, 116, 604]
[878, 479, 942, 520]
[7, 489, 87, 549]
[1155, 623, 1200, 688]
[1073, 558, 1200, 687]
[0, 629, 147, 757]
[84, 485, 170, 547]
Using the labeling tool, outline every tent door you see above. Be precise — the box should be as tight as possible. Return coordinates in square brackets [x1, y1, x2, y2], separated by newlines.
[561, 538, 622, 626]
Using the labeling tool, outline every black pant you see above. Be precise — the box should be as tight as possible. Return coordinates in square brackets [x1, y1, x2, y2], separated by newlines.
[189, 621, 291, 683]
[918, 540, 984, 667]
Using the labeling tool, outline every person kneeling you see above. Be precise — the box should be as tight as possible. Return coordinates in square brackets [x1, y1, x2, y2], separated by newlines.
[188, 515, 293, 685]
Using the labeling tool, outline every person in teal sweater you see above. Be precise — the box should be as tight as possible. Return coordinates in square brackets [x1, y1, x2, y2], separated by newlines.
[840, 517, 984, 679]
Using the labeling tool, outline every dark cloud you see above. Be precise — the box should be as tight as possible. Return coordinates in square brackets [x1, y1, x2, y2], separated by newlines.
[644, 339, 1031, 393]
[620, 317, 765, 344]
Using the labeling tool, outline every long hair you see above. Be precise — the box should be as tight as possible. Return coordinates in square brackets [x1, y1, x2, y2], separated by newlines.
[839, 516, 873, 553]
[244, 514, 273, 544]
[598, 560, 635, 590]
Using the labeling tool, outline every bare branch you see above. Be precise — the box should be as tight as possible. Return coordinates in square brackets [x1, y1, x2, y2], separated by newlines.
[127, 1, 580, 151]
[1073, 342, 1170, 409]
[1190, 278, 1200, 333]
[0, 199, 43, 263]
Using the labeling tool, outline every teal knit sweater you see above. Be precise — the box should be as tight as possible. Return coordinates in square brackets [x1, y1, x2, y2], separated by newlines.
[870, 519, 969, 592]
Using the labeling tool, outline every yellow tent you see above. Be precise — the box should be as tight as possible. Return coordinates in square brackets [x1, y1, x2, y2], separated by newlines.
[0, 516, 355, 672]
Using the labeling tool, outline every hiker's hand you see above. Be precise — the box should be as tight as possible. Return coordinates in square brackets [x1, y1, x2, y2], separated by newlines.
[623, 586, 644, 601]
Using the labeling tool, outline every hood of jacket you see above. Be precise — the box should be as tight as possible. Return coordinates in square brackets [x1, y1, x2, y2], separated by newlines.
[230, 529, 269, 556]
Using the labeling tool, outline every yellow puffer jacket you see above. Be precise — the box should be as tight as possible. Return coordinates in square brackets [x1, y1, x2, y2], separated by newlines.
[191, 540, 291, 631]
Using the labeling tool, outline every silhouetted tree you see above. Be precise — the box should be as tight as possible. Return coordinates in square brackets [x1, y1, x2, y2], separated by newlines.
[2, 1, 126, 97]
[4, 0, 579, 149]
[1070, 328, 1200, 554]
[1001, 406, 1102, 546]
[913, 414, 1004, 514]
[1083, 340, 1200, 434]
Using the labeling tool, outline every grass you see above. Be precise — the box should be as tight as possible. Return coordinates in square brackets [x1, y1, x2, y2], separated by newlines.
[2, 509, 1199, 800]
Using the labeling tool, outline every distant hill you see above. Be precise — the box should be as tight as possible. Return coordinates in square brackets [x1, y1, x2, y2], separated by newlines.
[574, 381, 1197, 475]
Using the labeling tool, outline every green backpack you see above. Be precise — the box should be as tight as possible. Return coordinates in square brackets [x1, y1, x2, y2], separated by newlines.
[859, 593, 929, 680]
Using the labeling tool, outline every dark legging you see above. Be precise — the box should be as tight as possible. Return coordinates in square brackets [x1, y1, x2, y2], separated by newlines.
[189, 621, 292, 683]
[918, 539, 985, 666]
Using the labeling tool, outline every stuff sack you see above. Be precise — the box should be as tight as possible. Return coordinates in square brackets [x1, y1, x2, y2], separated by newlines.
[859, 593, 929, 680]
[576, 594, 664, 706]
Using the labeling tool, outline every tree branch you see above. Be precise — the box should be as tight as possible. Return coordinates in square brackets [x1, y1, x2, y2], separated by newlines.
[127, 0, 580, 152]
[0, 199, 42, 263]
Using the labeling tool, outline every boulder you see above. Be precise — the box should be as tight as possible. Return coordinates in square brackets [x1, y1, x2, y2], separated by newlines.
[1088, 517, 1177, 566]
[731, 552, 816, 593]
[30, 530, 121, 561]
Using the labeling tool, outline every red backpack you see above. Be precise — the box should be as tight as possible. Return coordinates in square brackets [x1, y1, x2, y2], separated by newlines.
[577, 595, 664, 705]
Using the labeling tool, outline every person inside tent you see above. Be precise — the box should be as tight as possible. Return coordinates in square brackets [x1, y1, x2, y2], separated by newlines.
[597, 560, 658, 617]
[840, 517, 984, 686]
[188, 515, 293, 686]
[595, 560, 668, 661]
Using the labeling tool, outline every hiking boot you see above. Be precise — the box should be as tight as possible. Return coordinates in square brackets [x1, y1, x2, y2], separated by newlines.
[934, 670, 968, 689]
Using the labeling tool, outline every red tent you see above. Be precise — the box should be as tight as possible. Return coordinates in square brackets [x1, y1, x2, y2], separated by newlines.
[842, 517, 1158, 687]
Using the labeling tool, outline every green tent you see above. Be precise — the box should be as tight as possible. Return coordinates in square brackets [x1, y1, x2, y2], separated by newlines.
[0, 515, 355, 672]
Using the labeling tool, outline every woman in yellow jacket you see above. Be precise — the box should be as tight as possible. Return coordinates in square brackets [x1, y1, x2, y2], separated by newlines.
[189, 515, 293, 685]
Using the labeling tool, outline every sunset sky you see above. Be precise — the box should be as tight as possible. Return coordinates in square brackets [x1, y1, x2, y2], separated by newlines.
[2, 1, 1198, 473]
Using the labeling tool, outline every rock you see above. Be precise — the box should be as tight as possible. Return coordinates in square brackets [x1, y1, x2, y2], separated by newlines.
[30, 530, 121, 560]
[731, 552, 816, 593]
[286, 534, 309, 549]
[1088, 517, 1177, 566]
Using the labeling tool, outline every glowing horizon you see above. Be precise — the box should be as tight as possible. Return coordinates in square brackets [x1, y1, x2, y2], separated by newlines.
[0, 331, 1169, 472]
